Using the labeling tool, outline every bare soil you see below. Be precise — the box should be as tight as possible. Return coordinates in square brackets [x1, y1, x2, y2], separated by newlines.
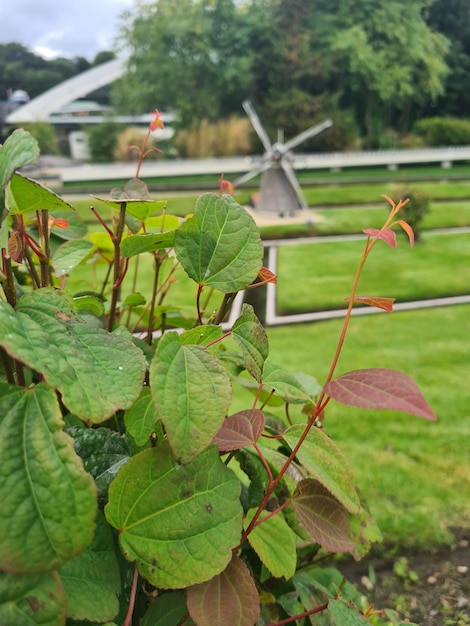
[341, 530, 470, 625]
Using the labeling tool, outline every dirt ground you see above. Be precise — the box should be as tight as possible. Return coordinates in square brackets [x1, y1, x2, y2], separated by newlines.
[341, 530, 470, 625]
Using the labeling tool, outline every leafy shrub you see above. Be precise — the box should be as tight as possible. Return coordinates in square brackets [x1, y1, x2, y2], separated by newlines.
[413, 116, 470, 146]
[393, 188, 431, 242]
[86, 120, 123, 162]
[0, 128, 435, 625]
[21, 121, 58, 154]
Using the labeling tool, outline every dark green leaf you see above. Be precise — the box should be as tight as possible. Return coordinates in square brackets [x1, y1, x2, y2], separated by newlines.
[141, 591, 187, 626]
[327, 598, 369, 624]
[50, 209, 87, 241]
[73, 295, 105, 317]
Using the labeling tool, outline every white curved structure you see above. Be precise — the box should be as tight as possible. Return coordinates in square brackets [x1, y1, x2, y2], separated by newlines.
[6, 58, 127, 123]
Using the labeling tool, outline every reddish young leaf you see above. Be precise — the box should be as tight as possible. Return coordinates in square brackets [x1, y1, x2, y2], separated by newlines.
[8, 230, 25, 263]
[149, 109, 164, 131]
[51, 217, 69, 229]
[187, 556, 260, 626]
[324, 369, 437, 421]
[363, 228, 397, 248]
[218, 174, 234, 196]
[346, 296, 395, 312]
[292, 479, 355, 553]
[213, 409, 265, 452]
[396, 219, 415, 247]
[257, 266, 277, 284]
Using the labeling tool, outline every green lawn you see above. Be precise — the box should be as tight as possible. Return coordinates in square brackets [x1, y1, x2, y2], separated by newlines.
[247, 305, 470, 551]
[276, 232, 470, 313]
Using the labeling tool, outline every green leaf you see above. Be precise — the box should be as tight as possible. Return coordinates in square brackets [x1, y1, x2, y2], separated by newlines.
[121, 232, 175, 257]
[0, 289, 146, 423]
[348, 502, 382, 561]
[105, 443, 243, 589]
[232, 304, 269, 383]
[145, 214, 180, 231]
[0, 383, 97, 573]
[327, 598, 369, 624]
[292, 479, 355, 553]
[67, 427, 130, 501]
[73, 295, 105, 317]
[52, 239, 94, 277]
[122, 292, 146, 307]
[150, 331, 231, 463]
[92, 195, 166, 221]
[59, 511, 120, 623]
[124, 387, 159, 447]
[262, 358, 311, 403]
[179, 324, 223, 346]
[141, 590, 188, 626]
[187, 556, 260, 626]
[283, 425, 360, 514]
[50, 209, 88, 241]
[0, 570, 66, 626]
[244, 509, 297, 580]
[174, 193, 263, 292]
[9, 173, 75, 213]
[0, 129, 39, 188]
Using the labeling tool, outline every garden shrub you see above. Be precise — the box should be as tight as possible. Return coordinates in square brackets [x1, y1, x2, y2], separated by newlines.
[174, 116, 252, 158]
[21, 121, 59, 154]
[413, 116, 470, 146]
[0, 126, 434, 626]
[86, 120, 123, 162]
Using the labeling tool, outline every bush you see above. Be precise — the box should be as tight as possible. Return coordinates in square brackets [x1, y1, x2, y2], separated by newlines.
[86, 121, 123, 162]
[21, 122, 58, 154]
[393, 188, 431, 242]
[413, 117, 470, 146]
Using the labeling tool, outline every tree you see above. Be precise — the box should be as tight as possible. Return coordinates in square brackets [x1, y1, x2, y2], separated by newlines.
[321, 0, 450, 143]
[113, 0, 254, 125]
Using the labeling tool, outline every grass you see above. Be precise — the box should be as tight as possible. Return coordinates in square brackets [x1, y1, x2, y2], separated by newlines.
[276, 232, 470, 313]
[251, 305, 470, 550]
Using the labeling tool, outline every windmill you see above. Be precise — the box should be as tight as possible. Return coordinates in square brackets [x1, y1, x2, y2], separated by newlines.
[234, 100, 332, 216]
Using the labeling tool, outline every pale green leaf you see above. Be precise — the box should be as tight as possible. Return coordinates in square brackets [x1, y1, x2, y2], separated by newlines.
[232, 304, 269, 383]
[0, 289, 146, 423]
[0, 129, 39, 188]
[59, 511, 120, 622]
[327, 598, 369, 624]
[0, 570, 66, 626]
[50, 209, 87, 241]
[150, 331, 231, 463]
[92, 195, 166, 221]
[52, 239, 94, 276]
[284, 425, 360, 514]
[0, 383, 97, 573]
[122, 292, 146, 307]
[124, 387, 159, 446]
[105, 443, 243, 589]
[174, 193, 263, 292]
[121, 232, 175, 257]
[244, 509, 297, 579]
[73, 295, 105, 316]
[8, 173, 75, 213]
[262, 359, 311, 403]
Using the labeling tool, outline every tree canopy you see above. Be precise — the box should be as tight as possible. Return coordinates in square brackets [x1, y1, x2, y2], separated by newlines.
[111, 0, 459, 145]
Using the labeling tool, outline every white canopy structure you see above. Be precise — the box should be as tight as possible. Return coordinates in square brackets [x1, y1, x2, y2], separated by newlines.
[6, 58, 127, 123]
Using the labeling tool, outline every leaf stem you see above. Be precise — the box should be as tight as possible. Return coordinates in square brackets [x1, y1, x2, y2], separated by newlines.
[146, 255, 161, 344]
[123, 563, 139, 626]
[107, 201, 127, 331]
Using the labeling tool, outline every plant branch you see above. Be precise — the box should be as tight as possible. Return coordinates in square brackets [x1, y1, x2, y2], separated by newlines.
[146, 255, 161, 344]
[107, 201, 127, 330]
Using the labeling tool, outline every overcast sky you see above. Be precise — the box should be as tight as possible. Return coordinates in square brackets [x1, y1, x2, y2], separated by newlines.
[0, 0, 135, 60]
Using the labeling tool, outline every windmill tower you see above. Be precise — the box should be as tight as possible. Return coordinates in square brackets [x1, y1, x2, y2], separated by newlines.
[234, 100, 332, 216]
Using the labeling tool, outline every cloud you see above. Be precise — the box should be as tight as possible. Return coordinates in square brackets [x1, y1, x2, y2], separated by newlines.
[0, 0, 134, 59]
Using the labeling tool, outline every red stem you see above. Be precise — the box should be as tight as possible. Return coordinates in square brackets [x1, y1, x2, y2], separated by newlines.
[123, 564, 139, 626]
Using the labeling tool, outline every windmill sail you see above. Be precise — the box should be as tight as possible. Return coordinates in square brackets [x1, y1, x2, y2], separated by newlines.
[235, 101, 332, 216]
